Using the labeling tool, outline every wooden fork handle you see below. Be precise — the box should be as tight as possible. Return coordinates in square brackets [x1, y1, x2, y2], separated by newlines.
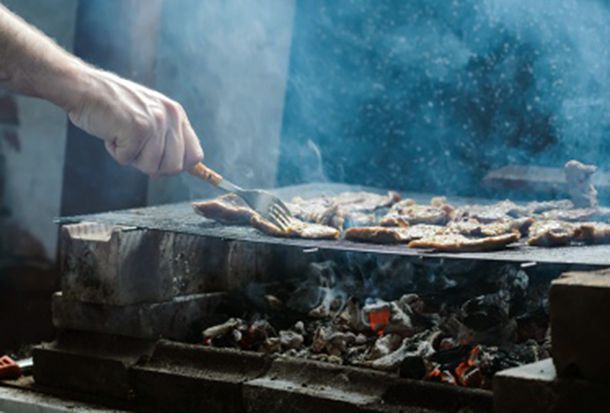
[189, 162, 223, 186]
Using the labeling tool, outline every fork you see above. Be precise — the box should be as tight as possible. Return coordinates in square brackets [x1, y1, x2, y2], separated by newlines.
[189, 162, 294, 231]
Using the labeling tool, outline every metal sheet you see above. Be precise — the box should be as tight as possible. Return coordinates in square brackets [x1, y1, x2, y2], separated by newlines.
[59, 183, 610, 267]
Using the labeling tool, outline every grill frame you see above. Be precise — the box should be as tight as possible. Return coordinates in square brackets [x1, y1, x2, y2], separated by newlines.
[59, 183, 610, 268]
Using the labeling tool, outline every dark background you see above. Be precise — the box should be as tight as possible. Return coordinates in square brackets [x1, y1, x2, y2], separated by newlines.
[278, 0, 610, 197]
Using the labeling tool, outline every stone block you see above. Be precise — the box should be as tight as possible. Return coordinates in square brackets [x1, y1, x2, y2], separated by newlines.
[60, 221, 313, 306]
[494, 359, 610, 413]
[132, 341, 270, 413]
[52, 291, 225, 340]
[33, 331, 154, 400]
[550, 269, 610, 383]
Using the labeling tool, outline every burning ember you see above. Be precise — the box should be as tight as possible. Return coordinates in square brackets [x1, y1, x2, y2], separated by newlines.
[363, 300, 391, 335]
[200, 258, 551, 389]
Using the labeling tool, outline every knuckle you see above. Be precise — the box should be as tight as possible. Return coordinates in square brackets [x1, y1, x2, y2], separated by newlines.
[151, 106, 167, 129]
[133, 115, 153, 136]
[167, 100, 186, 119]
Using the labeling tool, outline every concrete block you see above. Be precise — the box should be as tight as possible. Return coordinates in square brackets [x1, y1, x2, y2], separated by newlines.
[494, 359, 610, 413]
[60, 221, 313, 305]
[132, 341, 270, 413]
[243, 357, 492, 413]
[550, 269, 610, 383]
[33, 331, 155, 400]
[52, 291, 225, 340]
[60, 222, 174, 305]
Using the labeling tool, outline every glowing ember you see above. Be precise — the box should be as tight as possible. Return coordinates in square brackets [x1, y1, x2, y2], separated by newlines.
[427, 368, 457, 385]
[367, 307, 391, 335]
[454, 346, 483, 387]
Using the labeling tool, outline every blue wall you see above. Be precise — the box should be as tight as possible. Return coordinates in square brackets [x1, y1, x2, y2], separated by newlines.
[278, 0, 610, 197]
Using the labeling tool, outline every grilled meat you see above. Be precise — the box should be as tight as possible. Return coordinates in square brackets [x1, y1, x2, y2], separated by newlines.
[193, 194, 340, 239]
[381, 200, 455, 226]
[454, 200, 528, 223]
[527, 220, 581, 247]
[540, 207, 610, 222]
[579, 222, 610, 244]
[344, 225, 443, 244]
[408, 232, 520, 252]
[525, 199, 573, 214]
[447, 217, 533, 238]
[289, 191, 401, 229]
[193, 181, 609, 251]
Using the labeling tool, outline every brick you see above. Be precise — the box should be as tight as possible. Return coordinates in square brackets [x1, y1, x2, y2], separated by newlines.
[60, 221, 312, 305]
[33, 331, 154, 400]
[52, 292, 225, 340]
[550, 269, 610, 383]
[132, 341, 270, 413]
[494, 359, 610, 413]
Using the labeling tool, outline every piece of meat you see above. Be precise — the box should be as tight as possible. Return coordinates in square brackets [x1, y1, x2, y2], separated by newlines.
[408, 232, 520, 252]
[289, 191, 401, 229]
[527, 220, 581, 247]
[453, 200, 528, 223]
[525, 199, 573, 214]
[565, 160, 598, 208]
[344, 225, 443, 244]
[193, 194, 340, 239]
[579, 222, 610, 245]
[540, 207, 610, 222]
[381, 200, 455, 226]
[447, 217, 533, 237]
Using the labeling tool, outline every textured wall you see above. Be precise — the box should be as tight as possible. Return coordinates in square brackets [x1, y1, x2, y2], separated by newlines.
[2, 0, 78, 259]
[148, 0, 296, 204]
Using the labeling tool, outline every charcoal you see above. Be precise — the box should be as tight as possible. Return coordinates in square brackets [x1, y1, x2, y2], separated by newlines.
[260, 337, 281, 354]
[240, 319, 277, 349]
[310, 353, 343, 364]
[426, 368, 457, 385]
[312, 326, 357, 356]
[202, 318, 246, 344]
[292, 321, 306, 335]
[279, 330, 304, 350]
[367, 334, 402, 360]
[385, 302, 415, 336]
[429, 345, 471, 367]
[264, 294, 283, 310]
[459, 290, 517, 345]
[367, 331, 436, 372]
[337, 297, 368, 332]
[455, 363, 483, 387]
[198, 259, 550, 391]
[398, 355, 427, 379]
[354, 333, 368, 345]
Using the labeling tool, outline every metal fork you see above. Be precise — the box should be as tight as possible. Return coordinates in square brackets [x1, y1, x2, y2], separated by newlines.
[189, 162, 294, 231]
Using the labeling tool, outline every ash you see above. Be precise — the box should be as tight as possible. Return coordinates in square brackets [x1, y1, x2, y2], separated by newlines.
[201, 257, 551, 389]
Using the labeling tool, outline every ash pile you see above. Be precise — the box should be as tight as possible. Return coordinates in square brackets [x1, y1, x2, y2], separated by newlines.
[201, 257, 551, 389]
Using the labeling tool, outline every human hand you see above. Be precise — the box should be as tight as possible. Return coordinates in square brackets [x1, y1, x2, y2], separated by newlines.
[65, 67, 203, 176]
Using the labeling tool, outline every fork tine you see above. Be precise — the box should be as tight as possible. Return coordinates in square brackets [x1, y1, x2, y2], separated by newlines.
[269, 210, 289, 231]
[270, 208, 291, 228]
[274, 200, 293, 217]
[270, 204, 291, 226]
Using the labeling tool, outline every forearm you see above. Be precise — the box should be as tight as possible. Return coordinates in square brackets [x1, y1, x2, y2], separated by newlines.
[0, 4, 83, 110]
[0, 4, 203, 175]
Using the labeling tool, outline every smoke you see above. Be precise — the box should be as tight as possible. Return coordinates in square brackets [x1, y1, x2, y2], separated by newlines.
[81, 1, 610, 201]
[150, 0, 295, 202]
[278, 0, 610, 197]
